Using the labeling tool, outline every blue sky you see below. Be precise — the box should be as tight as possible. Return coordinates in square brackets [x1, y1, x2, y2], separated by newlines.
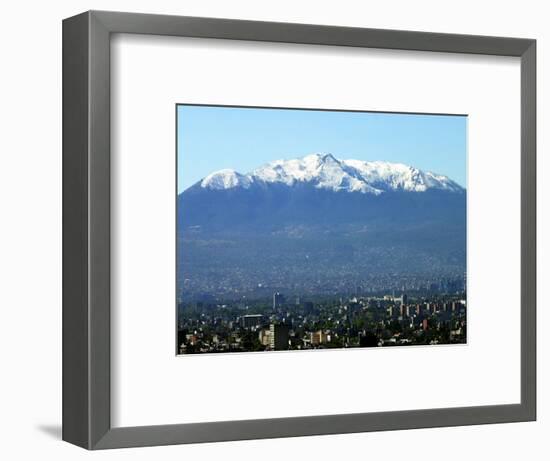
[177, 105, 467, 193]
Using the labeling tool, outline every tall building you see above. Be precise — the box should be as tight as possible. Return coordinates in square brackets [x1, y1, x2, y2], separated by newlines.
[273, 292, 285, 310]
[240, 314, 264, 329]
[269, 323, 290, 350]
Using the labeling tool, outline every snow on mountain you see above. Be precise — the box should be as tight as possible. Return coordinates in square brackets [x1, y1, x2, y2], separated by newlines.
[198, 153, 463, 194]
[200, 169, 253, 190]
[252, 153, 382, 194]
[343, 158, 463, 193]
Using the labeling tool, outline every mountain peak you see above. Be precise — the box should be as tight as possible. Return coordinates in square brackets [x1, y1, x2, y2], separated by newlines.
[304, 152, 338, 163]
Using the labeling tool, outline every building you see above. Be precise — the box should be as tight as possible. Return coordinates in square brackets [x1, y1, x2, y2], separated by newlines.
[258, 328, 271, 347]
[396, 294, 408, 306]
[269, 323, 290, 350]
[240, 314, 264, 329]
[273, 292, 285, 309]
[310, 330, 330, 346]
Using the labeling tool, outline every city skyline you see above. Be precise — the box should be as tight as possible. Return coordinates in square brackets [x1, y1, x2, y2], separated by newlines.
[178, 290, 467, 354]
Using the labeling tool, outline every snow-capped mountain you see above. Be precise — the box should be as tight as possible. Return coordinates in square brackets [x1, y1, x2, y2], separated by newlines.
[178, 153, 466, 289]
[198, 153, 463, 194]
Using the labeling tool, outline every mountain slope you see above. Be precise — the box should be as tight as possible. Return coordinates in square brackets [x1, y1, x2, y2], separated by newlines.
[177, 153, 466, 300]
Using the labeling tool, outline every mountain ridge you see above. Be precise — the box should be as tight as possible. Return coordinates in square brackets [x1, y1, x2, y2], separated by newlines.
[194, 153, 464, 195]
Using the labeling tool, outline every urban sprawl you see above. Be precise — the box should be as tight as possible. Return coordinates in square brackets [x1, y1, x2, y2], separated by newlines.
[178, 291, 467, 354]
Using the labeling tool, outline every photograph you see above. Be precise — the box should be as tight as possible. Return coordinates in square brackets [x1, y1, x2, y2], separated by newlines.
[176, 105, 467, 354]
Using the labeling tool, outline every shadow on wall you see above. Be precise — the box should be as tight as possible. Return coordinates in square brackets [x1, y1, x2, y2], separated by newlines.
[37, 424, 62, 440]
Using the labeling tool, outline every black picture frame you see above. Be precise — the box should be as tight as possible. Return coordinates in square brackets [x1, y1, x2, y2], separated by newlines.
[62, 10, 536, 449]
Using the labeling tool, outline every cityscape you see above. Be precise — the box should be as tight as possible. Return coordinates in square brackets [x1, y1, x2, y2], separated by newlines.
[177, 281, 467, 354]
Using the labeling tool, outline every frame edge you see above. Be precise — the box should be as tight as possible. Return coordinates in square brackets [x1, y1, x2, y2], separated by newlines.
[520, 40, 537, 422]
[62, 11, 113, 450]
[62, 11, 91, 449]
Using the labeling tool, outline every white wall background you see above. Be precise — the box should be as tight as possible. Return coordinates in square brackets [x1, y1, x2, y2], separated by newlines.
[0, 0, 546, 459]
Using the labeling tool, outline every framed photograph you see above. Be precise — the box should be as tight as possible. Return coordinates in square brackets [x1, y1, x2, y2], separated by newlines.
[175, 104, 468, 354]
[63, 10, 536, 449]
